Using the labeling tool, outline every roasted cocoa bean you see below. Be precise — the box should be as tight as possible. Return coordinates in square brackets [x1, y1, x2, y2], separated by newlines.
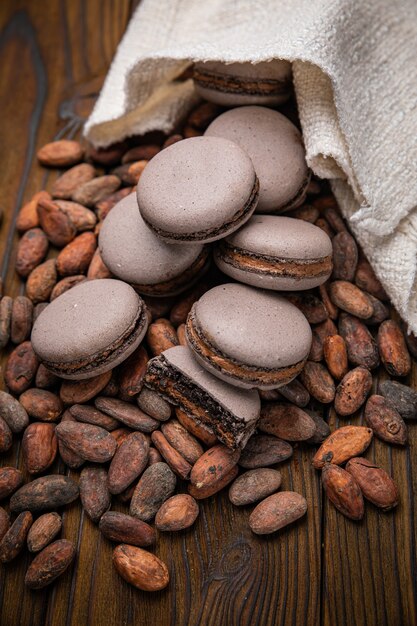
[345, 457, 398, 510]
[112, 544, 169, 591]
[354, 256, 388, 301]
[35, 363, 59, 389]
[0, 417, 13, 453]
[0, 467, 24, 500]
[0, 295, 13, 348]
[60, 370, 112, 404]
[137, 387, 171, 421]
[51, 163, 96, 199]
[169, 284, 208, 327]
[55, 422, 117, 463]
[0, 511, 33, 563]
[130, 462, 176, 522]
[249, 491, 307, 534]
[0, 507, 10, 542]
[238, 434, 293, 469]
[146, 318, 179, 356]
[16, 191, 50, 232]
[4, 341, 38, 394]
[188, 465, 238, 500]
[22, 422, 57, 474]
[72, 175, 120, 207]
[151, 431, 192, 480]
[19, 388, 63, 421]
[37, 139, 84, 167]
[161, 419, 203, 464]
[117, 345, 149, 400]
[10, 475, 79, 513]
[259, 403, 316, 441]
[95, 186, 133, 220]
[122, 144, 160, 164]
[0, 390, 29, 433]
[26, 259, 57, 304]
[332, 232, 358, 281]
[27, 512, 62, 552]
[95, 397, 159, 432]
[319, 283, 339, 320]
[99, 511, 155, 547]
[15, 228, 49, 277]
[286, 293, 328, 324]
[323, 334, 348, 380]
[190, 445, 240, 490]
[155, 494, 199, 531]
[312, 425, 373, 469]
[329, 281, 374, 319]
[305, 412, 331, 444]
[56, 231, 97, 276]
[322, 464, 364, 520]
[87, 248, 112, 279]
[108, 432, 149, 495]
[69, 404, 119, 431]
[50, 275, 86, 300]
[25, 539, 76, 589]
[338, 313, 380, 369]
[229, 469, 282, 506]
[377, 319, 411, 377]
[334, 366, 373, 416]
[364, 395, 407, 445]
[10, 296, 33, 343]
[58, 410, 85, 469]
[175, 408, 217, 446]
[300, 361, 335, 404]
[37, 197, 77, 247]
[379, 380, 417, 420]
[364, 294, 389, 325]
[79, 466, 111, 523]
[278, 379, 310, 407]
[55, 200, 97, 231]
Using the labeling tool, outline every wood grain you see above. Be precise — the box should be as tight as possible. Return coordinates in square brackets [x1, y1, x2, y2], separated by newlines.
[0, 1, 416, 625]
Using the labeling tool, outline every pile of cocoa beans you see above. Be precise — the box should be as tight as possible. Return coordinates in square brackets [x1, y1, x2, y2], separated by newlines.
[1, 100, 417, 592]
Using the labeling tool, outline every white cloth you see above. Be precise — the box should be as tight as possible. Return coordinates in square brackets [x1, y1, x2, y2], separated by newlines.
[84, 0, 417, 333]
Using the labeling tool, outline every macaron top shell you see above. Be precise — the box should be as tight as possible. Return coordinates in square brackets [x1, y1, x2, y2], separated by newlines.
[205, 106, 308, 213]
[137, 136, 258, 242]
[31, 279, 145, 365]
[161, 345, 260, 422]
[99, 193, 205, 286]
[191, 283, 312, 369]
[224, 215, 333, 259]
[194, 60, 291, 81]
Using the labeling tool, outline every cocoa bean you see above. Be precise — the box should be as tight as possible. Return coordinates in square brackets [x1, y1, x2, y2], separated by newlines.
[27, 512, 62, 552]
[323, 334, 348, 380]
[188, 102, 221, 129]
[169, 284, 208, 327]
[332, 232, 358, 281]
[87, 141, 127, 166]
[190, 445, 240, 490]
[117, 345, 149, 400]
[289, 204, 320, 223]
[345, 457, 398, 510]
[354, 256, 388, 301]
[16, 191, 50, 232]
[51, 163, 96, 199]
[146, 318, 179, 356]
[50, 275, 86, 300]
[0, 467, 24, 500]
[122, 144, 160, 164]
[95, 397, 159, 432]
[4, 341, 38, 394]
[58, 410, 85, 469]
[229, 468, 282, 506]
[338, 313, 380, 369]
[112, 544, 169, 591]
[95, 186, 133, 221]
[108, 432, 149, 495]
[19, 388, 63, 421]
[117, 481, 138, 504]
[377, 319, 411, 377]
[0, 511, 33, 562]
[26, 259, 57, 304]
[10, 475, 79, 513]
[249, 491, 307, 534]
[35, 363, 59, 389]
[315, 217, 334, 238]
[55, 200, 97, 231]
[56, 231, 97, 276]
[111, 427, 132, 448]
[259, 403, 316, 441]
[0, 295, 13, 348]
[162, 134, 183, 149]
[364, 294, 389, 325]
[161, 419, 203, 464]
[0, 507, 10, 542]
[137, 387, 171, 421]
[155, 494, 199, 531]
[364, 395, 407, 445]
[10, 296, 33, 343]
[130, 462, 176, 522]
[143, 296, 174, 321]
[238, 434, 293, 469]
[188, 465, 238, 500]
[177, 323, 187, 346]
[69, 404, 119, 431]
[305, 412, 331, 444]
[286, 293, 328, 324]
[151, 431, 192, 480]
[323, 206, 347, 233]
[37, 197, 77, 247]
[25, 539, 76, 589]
[99, 511, 155, 547]
[379, 380, 417, 420]
[15, 228, 49, 277]
[79, 466, 111, 523]
[0, 417, 13, 453]
[72, 175, 120, 207]
[334, 366, 373, 416]
[278, 379, 310, 407]
[55, 422, 117, 463]
[319, 284, 339, 320]
[321, 464, 364, 520]
[112, 160, 147, 185]
[60, 370, 112, 404]
[329, 281, 374, 319]
[37, 139, 84, 167]
[0, 390, 29, 433]
[87, 248, 112, 279]
[175, 408, 217, 446]
[312, 425, 373, 469]
[300, 361, 335, 404]
[22, 422, 57, 474]
[148, 448, 163, 465]
[403, 327, 417, 359]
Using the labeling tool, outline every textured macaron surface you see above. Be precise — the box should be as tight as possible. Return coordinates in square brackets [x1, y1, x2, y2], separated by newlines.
[190, 283, 312, 368]
[161, 345, 260, 422]
[31, 278, 143, 364]
[137, 136, 257, 238]
[205, 106, 308, 212]
[99, 193, 205, 285]
[221, 215, 333, 260]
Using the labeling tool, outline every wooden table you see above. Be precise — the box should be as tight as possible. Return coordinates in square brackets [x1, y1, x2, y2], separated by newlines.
[0, 2, 416, 624]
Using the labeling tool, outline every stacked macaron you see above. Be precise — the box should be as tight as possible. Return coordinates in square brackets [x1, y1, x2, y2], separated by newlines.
[32, 61, 333, 449]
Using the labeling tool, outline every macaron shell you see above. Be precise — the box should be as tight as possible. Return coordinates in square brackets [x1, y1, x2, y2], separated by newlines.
[162, 345, 260, 423]
[31, 279, 147, 379]
[214, 215, 333, 290]
[205, 106, 309, 213]
[99, 192, 207, 294]
[137, 136, 258, 243]
[188, 283, 312, 374]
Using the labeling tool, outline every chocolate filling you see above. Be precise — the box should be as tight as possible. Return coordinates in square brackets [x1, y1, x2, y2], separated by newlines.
[193, 68, 290, 97]
[216, 242, 333, 280]
[144, 357, 256, 449]
[132, 247, 211, 296]
[43, 306, 148, 376]
[186, 311, 307, 387]
[143, 177, 259, 242]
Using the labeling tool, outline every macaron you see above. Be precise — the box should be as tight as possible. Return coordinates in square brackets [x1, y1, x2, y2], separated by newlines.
[31, 279, 148, 380]
[99, 193, 210, 297]
[205, 106, 309, 213]
[193, 60, 292, 106]
[185, 283, 312, 389]
[214, 215, 333, 291]
[144, 345, 260, 449]
[137, 137, 259, 244]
